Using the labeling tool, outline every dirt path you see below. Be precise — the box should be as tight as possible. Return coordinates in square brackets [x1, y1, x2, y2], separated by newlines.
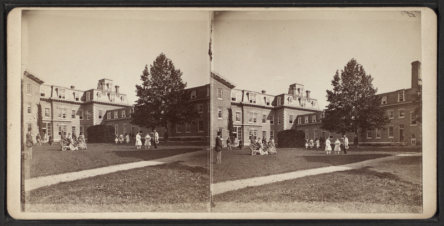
[212, 153, 421, 196]
[25, 150, 206, 192]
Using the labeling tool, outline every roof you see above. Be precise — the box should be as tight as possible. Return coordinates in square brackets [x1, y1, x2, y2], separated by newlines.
[24, 71, 44, 84]
[211, 72, 236, 89]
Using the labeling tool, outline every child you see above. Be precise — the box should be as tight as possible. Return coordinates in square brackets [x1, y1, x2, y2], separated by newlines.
[334, 139, 341, 154]
[115, 135, 119, 144]
[309, 139, 314, 148]
[305, 139, 309, 149]
[325, 136, 332, 154]
[135, 131, 142, 149]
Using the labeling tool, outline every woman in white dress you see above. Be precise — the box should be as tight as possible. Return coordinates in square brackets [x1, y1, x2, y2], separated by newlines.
[334, 139, 341, 154]
[135, 131, 142, 149]
[325, 136, 332, 154]
[315, 138, 320, 149]
[267, 138, 277, 154]
[144, 133, 151, 149]
[125, 133, 130, 143]
[78, 132, 87, 150]
[115, 135, 119, 144]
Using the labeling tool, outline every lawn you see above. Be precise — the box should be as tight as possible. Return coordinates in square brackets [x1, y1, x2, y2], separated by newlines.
[28, 142, 207, 179]
[212, 148, 394, 183]
[27, 152, 210, 212]
[213, 156, 422, 213]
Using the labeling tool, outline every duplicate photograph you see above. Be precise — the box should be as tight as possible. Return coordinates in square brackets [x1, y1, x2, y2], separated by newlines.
[210, 10, 427, 214]
[19, 10, 211, 213]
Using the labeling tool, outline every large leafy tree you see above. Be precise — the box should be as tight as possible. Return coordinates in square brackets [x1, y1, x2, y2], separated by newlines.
[321, 59, 390, 146]
[131, 53, 200, 131]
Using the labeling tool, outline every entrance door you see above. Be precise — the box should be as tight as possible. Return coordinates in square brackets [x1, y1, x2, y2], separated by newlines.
[399, 125, 404, 142]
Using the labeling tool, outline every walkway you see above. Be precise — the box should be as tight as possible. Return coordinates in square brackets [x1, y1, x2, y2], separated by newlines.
[212, 153, 421, 196]
[25, 150, 206, 192]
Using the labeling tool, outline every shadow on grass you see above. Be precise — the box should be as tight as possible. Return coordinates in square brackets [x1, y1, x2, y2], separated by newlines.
[391, 156, 422, 165]
[303, 154, 391, 166]
[112, 148, 202, 161]
[346, 166, 401, 181]
[150, 161, 209, 174]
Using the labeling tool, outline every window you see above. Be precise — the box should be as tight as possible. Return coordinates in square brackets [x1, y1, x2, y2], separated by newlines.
[411, 134, 416, 145]
[305, 116, 308, 123]
[198, 105, 204, 113]
[40, 87, 45, 97]
[122, 110, 126, 118]
[176, 124, 181, 133]
[265, 97, 271, 106]
[399, 109, 405, 118]
[185, 123, 191, 133]
[72, 126, 76, 135]
[249, 129, 257, 140]
[217, 89, 223, 99]
[114, 111, 118, 119]
[79, 110, 83, 120]
[191, 90, 197, 99]
[270, 116, 274, 125]
[388, 126, 394, 138]
[58, 125, 67, 137]
[305, 130, 309, 139]
[277, 97, 282, 106]
[80, 126, 83, 135]
[297, 117, 301, 124]
[130, 108, 134, 114]
[367, 130, 372, 139]
[27, 84, 32, 95]
[235, 112, 241, 122]
[86, 111, 91, 120]
[75, 92, 79, 101]
[398, 91, 405, 102]
[115, 125, 118, 135]
[123, 124, 127, 134]
[231, 91, 237, 101]
[253, 113, 257, 123]
[376, 128, 381, 138]
[388, 110, 394, 119]
[107, 112, 110, 120]
[27, 103, 31, 114]
[263, 114, 267, 123]
[86, 92, 90, 101]
[110, 94, 115, 102]
[262, 131, 267, 139]
[218, 107, 222, 119]
[381, 96, 387, 104]
[278, 116, 281, 125]
[99, 110, 103, 119]
[270, 130, 274, 139]
[249, 93, 257, 104]
[236, 93, 241, 102]
[410, 112, 417, 125]
[314, 129, 318, 139]
[312, 101, 316, 107]
[287, 97, 293, 104]
[198, 121, 204, 132]
[62, 108, 66, 119]
[44, 108, 50, 118]
[289, 115, 293, 124]
[312, 115, 316, 123]
[71, 110, 76, 119]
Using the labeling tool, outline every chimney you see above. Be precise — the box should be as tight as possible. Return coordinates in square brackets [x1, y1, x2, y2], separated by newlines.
[261, 90, 266, 94]
[306, 90, 310, 99]
[115, 85, 120, 93]
[411, 61, 421, 89]
[70, 86, 75, 89]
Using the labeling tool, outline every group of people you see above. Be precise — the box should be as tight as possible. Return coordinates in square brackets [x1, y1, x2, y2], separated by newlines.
[324, 135, 349, 154]
[61, 130, 87, 151]
[135, 130, 159, 149]
[224, 136, 240, 150]
[305, 138, 321, 149]
[35, 132, 53, 146]
[115, 133, 131, 144]
[249, 137, 277, 155]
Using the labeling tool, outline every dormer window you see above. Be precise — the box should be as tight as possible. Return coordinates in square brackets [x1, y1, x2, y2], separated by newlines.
[40, 87, 46, 97]
[231, 91, 237, 101]
[312, 101, 315, 107]
[110, 94, 115, 102]
[122, 110, 126, 118]
[265, 97, 270, 106]
[191, 90, 197, 99]
[97, 92, 101, 98]
[398, 91, 405, 102]
[277, 97, 282, 106]
[312, 115, 316, 123]
[287, 97, 293, 104]
[249, 93, 257, 104]
[381, 96, 387, 104]
[59, 89, 66, 99]
[121, 96, 125, 102]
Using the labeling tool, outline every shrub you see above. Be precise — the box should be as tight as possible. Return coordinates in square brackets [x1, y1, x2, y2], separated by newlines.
[87, 125, 115, 143]
[277, 130, 306, 148]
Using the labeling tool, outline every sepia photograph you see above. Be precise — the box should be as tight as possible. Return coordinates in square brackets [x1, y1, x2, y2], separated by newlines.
[7, 7, 436, 219]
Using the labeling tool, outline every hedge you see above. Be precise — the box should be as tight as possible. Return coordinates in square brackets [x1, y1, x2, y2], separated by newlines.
[87, 125, 115, 143]
[277, 130, 306, 148]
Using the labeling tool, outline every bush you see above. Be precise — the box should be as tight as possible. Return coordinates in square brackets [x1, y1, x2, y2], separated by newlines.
[87, 125, 115, 143]
[277, 130, 306, 148]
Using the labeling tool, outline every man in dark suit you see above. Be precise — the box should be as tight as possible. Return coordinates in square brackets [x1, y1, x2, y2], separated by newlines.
[215, 132, 223, 164]
[25, 129, 34, 160]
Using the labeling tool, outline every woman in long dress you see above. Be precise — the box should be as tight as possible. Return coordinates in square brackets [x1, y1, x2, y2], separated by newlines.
[125, 133, 130, 144]
[334, 139, 341, 154]
[325, 136, 332, 154]
[257, 138, 268, 155]
[78, 132, 87, 150]
[135, 131, 142, 149]
[315, 138, 320, 149]
[144, 133, 151, 149]
[268, 138, 277, 154]
[68, 135, 78, 151]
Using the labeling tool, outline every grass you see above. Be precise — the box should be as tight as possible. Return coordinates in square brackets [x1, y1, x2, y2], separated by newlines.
[28, 154, 210, 212]
[213, 156, 422, 213]
[212, 148, 392, 183]
[28, 142, 207, 179]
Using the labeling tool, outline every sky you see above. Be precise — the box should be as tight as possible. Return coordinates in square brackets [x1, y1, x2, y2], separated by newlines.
[212, 10, 422, 108]
[22, 10, 211, 104]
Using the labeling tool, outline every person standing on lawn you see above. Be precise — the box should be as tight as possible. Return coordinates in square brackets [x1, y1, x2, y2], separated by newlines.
[152, 129, 159, 149]
[334, 138, 341, 154]
[226, 136, 232, 150]
[61, 129, 66, 140]
[36, 133, 42, 146]
[25, 128, 34, 160]
[125, 133, 130, 144]
[78, 132, 87, 150]
[343, 135, 349, 154]
[268, 138, 277, 154]
[48, 135, 53, 146]
[144, 133, 152, 149]
[115, 135, 119, 144]
[135, 131, 142, 149]
[325, 136, 332, 154]
[215, 132, 223, 164]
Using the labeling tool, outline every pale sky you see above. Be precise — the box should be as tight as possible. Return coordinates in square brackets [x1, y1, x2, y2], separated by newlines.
[212, 10, 422, 108]
[22, 10, 211, 104]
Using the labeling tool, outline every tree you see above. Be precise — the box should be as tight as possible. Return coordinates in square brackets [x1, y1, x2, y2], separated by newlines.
[37, 104, 43, 137]
[227, 108, 234, 139]
[320, 59, 390, 146]
[413, 80, 422, 145]
[131, 53, 200, 131]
